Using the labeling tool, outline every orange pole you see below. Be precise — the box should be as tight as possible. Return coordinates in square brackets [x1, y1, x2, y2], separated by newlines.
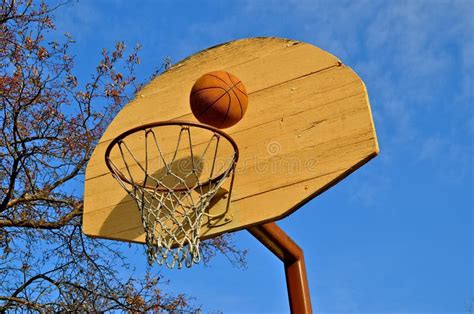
[248, 222, 312, 313]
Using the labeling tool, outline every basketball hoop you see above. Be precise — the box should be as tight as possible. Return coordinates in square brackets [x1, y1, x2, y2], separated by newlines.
[105, 121, 239, 269]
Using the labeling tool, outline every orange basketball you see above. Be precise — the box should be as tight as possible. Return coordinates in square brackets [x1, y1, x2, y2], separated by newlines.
[190, 71, 248, 129]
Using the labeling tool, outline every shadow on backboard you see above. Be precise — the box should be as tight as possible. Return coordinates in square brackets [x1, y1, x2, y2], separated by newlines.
[100, 155, 228, 242]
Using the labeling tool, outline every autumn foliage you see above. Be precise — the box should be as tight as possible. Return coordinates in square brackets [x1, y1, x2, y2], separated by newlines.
[0, 0, 244, 311]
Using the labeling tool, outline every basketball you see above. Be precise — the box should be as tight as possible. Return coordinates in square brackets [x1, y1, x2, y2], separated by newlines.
[190, 70, 248, 129]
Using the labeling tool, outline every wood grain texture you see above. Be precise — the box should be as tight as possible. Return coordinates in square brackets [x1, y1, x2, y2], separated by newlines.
[82, 37, 379, 242]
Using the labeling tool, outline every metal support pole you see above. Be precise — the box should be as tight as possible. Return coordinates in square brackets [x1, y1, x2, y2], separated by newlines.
[248, 222, 312, 313]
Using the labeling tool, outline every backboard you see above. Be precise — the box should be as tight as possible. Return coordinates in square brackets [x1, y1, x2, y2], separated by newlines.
[82, 37, 379, 244]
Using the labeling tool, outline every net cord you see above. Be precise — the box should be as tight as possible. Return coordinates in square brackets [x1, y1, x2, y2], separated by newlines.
[106, 123, 238, 269]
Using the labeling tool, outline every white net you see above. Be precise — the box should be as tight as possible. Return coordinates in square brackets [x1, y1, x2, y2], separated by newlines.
[106, 122, 238, 269]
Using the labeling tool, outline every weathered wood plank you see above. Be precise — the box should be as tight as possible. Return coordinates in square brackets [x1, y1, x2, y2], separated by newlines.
[83, 167, 348, 242]
[85, 66, 361, 179]
[83, 89, 373, 210]
[91, 38, 339, 145]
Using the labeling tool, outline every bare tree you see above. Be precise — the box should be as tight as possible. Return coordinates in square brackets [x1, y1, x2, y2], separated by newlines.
[0, 0, 245, 311]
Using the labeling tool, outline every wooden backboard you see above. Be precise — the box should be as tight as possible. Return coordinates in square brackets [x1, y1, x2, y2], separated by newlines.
[82, 37, 379, 243]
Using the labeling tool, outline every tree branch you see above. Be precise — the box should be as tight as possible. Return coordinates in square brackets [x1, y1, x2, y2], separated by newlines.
[0, 203, 82, 229]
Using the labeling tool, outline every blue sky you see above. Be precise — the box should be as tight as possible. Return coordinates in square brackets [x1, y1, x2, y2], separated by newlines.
[53, 0, 472, 313]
